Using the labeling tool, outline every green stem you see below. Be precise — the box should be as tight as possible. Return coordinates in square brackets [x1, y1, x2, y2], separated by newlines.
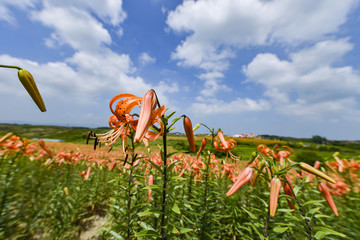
[0, 65, 22, 70]
[200, 154, 211, 239]
[285, 179, 312, 240]
[160, 121, 168, 240]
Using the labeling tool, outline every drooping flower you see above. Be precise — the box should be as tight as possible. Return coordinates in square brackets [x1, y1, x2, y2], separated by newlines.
[226, 166, 253, 196]
[197, 138, 208, 158]
[318, 182, 339, 216]
[214, 131, 237, 159]
[183, 116, 196, 152]
[270, 177, 282, 217]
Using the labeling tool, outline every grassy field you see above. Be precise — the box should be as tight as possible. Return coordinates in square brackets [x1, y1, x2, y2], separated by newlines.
[1, 123, 360, 239]
[1, 123, 359, 163]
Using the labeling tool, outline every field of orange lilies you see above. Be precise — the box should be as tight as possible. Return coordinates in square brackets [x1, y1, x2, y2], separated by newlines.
[1, 90, 360, 240]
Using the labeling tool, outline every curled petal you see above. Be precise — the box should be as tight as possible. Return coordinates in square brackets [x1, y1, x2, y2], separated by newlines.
[134, 90, 157, 143]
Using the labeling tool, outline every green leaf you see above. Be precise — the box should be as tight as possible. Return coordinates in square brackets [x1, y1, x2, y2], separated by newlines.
[166, 111, 176, 120]
[139, 221, 155, 231]
[169, 116, 184, 128]
[147, 159, 162, 173]
[313, 227, 347, 238]
[135, 230, 159, 238]
[273, 226, 289, 233]
[172, 203, 181, 214]
[303, 200, 325, 206]
[242, 207, 257, 220]
[108, 230, 125, 240]
[179, 228, 193, 234]
[142, 185, 163, 190]
[307, 207, 321, 215]
[138, 209, 162, 218]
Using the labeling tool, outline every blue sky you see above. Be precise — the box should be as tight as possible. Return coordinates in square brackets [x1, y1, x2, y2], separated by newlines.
[0, 0, 360, 140]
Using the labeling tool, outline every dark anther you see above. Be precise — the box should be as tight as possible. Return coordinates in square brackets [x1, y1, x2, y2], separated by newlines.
[131, 154, 138, 164]
[94, 137, 98, 150]
[86, 131, 92, 144]
[123, 154, 129, 166]
[99, 142, 102, 148]
[108, 146, 113, 153]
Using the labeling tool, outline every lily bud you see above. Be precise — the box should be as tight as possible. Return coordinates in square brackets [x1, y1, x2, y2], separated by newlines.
[197, 138, 208, 158]
[134, 90, 157, 143]
[307, 161, 321, 182]
[148, 174, 154, 201]
[318, 182, 338, 216]
[183, 116, 196, 152]
[226, 167, 252, 196]
[270, 177, 282, 217]
[64, 187, 69, 196]
[299, 162, 336, 184]
[17, 69, 46, 112]
[283, 180, 295, 210]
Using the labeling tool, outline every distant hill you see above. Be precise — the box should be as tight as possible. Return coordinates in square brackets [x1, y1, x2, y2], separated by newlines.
[0, 123, 110, 143]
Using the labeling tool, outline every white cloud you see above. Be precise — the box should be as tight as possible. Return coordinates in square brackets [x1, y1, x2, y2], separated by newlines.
[167, 0, 357, 69]
[191, 98, 270, 114]
[139, 52, 156, 65]
[243, 39, 360, 119]
[167, 0, 358, 101]
[31, 6, 112, 51]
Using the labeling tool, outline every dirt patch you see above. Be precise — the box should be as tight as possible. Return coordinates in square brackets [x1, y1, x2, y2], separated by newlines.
[79, 215, 109, 240]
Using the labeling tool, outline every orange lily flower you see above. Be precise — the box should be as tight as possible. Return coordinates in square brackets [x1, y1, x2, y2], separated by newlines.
[183, 116, 196, 152]
[214, 131, 237, 159]
[226, 166, 252, 196]
[318, 182, 339, 216]
[95, 93, 141, 151]
[93, 91, 165, 152]
[80, 167, 92, 180]
[270, 177, 282, 217]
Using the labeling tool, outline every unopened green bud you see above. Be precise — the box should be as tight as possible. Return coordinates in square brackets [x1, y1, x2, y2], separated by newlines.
[17, 69, 46, 112]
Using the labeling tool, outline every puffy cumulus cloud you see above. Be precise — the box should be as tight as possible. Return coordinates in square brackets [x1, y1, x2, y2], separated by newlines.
[191, 97, 270, 115]
[167, 0, 358, 101]
[138, 52, 156, 65]
[196, 71, 230, 97]
[243, 39, 360, 119]
[167, 0, 357, 69]
[31, 6, 112, 51]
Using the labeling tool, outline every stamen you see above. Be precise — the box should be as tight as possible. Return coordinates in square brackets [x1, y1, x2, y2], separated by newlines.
[108, 146, 113, 153]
